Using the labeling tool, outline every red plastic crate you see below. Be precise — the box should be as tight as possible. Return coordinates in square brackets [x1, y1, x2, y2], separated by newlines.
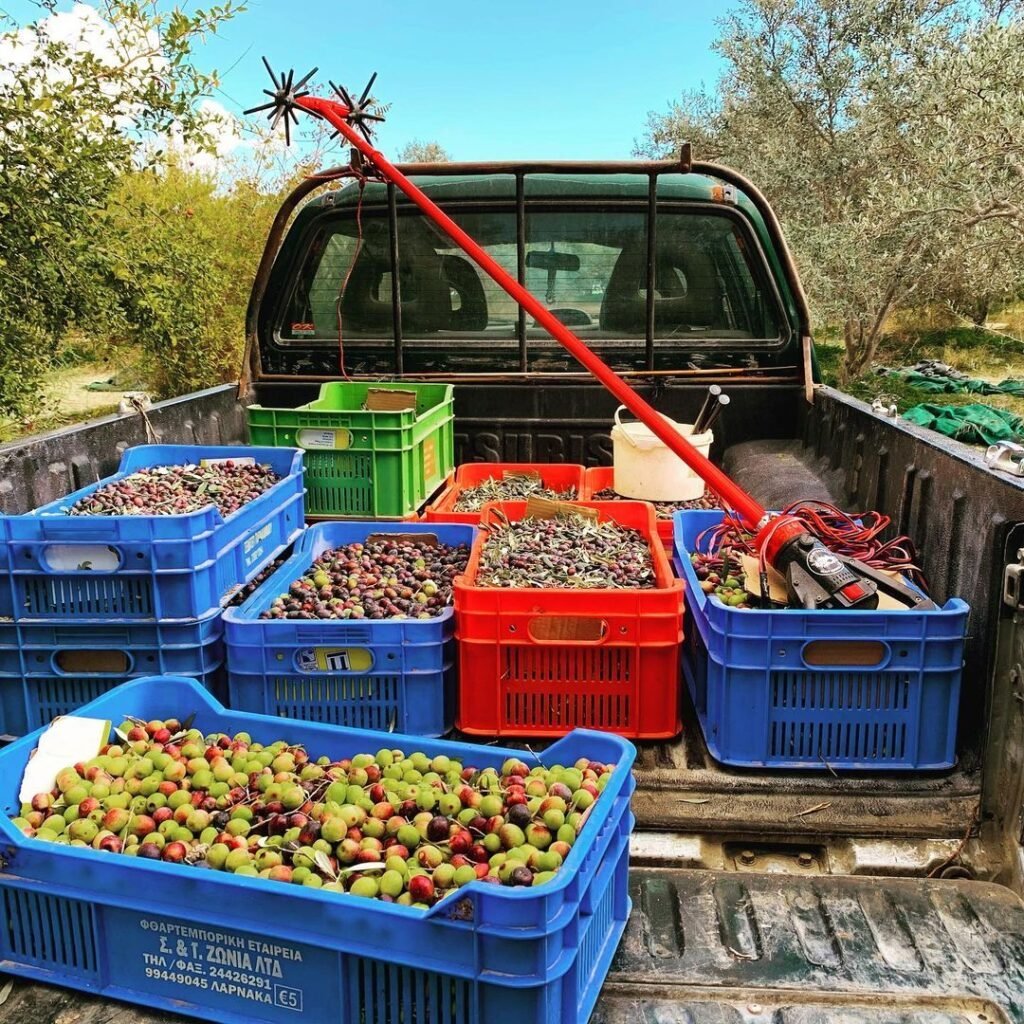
[455, 500, 683, 739]
[425, 464, 586, 524]
[583, 467, 721, 559]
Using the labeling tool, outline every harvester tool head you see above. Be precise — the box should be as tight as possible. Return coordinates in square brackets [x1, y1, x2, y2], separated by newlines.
[245, 58, 387, 146]
[328, 73, 388, 143]
[243, 58, 320, 146]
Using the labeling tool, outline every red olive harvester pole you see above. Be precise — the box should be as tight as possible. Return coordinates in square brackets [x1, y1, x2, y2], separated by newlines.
[299, 93, 765, 525]
[249, 66, 930, 610]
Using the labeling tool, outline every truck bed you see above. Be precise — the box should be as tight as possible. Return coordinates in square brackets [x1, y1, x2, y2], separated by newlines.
[2, 378, 1024, 1020]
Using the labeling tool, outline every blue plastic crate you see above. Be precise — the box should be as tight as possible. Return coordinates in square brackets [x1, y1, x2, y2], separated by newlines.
[0, 676, 635, 1024]
[223, 521, 475, 735]
[673, 510, 970, 771]
[0, 445, 305, 621]
[0, 615, 224, 737]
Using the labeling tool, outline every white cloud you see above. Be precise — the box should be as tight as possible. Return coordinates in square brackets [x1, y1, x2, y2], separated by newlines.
[0, 3, 164, 101]
[0, 3, 256, 173]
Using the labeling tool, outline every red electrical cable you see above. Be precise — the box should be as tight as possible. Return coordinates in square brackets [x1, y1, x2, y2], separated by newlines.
[334, 178, 366, 382]
[695, 500, 928, 594]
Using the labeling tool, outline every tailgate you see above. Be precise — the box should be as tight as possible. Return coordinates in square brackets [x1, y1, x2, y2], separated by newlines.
[598, 868, 1024, 1023]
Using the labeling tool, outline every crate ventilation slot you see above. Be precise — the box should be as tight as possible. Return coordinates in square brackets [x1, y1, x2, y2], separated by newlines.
[20, 576, 153, 618]
[272, 675, 401, 731]
[1, 889, 98, 979]
[346, 956, 471, 1024]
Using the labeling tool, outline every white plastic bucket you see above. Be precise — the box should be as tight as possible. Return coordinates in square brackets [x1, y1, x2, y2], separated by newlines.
[610, 405, 713, 502]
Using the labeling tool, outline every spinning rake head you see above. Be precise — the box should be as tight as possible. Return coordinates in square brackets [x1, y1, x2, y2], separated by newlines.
[244, 58, 387, 146]
[328, 73, 388, 144]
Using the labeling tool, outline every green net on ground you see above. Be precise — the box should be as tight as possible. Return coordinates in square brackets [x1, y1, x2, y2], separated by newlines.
[902, 402, 1024, 445]
[878, 360, 1024, 395]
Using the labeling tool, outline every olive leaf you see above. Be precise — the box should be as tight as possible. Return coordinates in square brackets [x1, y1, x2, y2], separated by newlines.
[314, 850, 338, 880]
[338, 862, 387, 876]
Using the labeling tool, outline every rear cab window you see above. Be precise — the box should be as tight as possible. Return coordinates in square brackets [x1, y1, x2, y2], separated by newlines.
[265, 174, 791, 376]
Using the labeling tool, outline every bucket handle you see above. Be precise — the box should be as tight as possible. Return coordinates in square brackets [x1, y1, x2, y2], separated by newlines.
[614, 405, 691, 445]
[613, 405, 641, 449]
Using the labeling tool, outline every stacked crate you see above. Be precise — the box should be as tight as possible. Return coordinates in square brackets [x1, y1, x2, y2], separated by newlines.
[224, 521, 476, 736]
[0, 445, 304, 736]
[247, 382, 455, 520]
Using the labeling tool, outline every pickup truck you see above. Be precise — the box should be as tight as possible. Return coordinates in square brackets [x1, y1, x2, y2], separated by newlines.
[2, 155, 1023, 1023]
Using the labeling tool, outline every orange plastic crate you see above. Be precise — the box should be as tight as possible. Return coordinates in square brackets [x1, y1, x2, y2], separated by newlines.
[455, 500, 683, 739]
[424, 463, 586, 524]
[583, 466, 720, 558]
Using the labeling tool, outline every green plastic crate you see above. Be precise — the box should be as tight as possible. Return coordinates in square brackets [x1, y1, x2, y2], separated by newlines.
[247, 382, 454, 518]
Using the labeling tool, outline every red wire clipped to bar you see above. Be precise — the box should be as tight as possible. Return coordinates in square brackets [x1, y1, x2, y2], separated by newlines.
[695, 499, 928, 592]
[334, 177, 367, 382]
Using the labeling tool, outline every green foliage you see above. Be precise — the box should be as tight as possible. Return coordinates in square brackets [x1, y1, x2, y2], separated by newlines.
[101, 163, 280, 398]
[638, 1, 1024, 379]
[397, 139, 452, 163]
[0, 1, 244, 416]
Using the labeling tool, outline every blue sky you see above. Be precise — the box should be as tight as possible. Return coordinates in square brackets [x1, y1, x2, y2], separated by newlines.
[4, 0, 730, 159]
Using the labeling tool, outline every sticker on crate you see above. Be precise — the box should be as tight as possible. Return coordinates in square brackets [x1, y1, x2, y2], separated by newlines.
[105, 908, 333, 1020]
[422, 435, 438, 482]
[295, 646, 374, 673]
[296, 428, 352, 451]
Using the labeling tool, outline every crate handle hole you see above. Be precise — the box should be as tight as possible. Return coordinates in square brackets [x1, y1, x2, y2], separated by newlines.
[528, 617, 608, 643]
[802, 639, 889, 668]
[54, 649, 131, 674]
[40, 544, 122, 572]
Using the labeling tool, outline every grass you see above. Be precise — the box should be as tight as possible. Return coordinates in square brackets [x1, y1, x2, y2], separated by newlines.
[4, 311, 1024, 446]
[0, 340, 144, 445]
[816, 305, 1024, 430]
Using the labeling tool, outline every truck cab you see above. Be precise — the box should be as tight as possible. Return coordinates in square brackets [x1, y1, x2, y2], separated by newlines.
[3, 156, 1024, 1022]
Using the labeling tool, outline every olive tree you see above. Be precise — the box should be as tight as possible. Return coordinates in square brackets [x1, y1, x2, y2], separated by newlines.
[0, 2, 242, 415]
[397, 139, 451, 163]
[638, 0, 1024, 378]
